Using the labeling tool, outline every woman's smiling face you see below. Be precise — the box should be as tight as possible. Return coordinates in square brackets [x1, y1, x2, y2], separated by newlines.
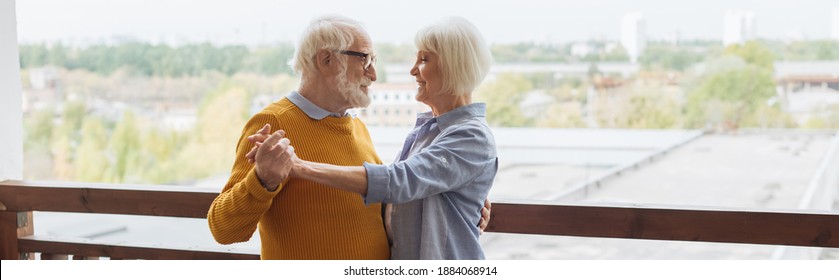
[410, 50, 443, 104]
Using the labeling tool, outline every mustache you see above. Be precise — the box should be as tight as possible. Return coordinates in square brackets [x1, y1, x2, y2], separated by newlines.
[336, 72, 372, 87]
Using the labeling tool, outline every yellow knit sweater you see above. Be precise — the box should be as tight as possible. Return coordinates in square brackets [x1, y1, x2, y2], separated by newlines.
[207, 98, 390, 259]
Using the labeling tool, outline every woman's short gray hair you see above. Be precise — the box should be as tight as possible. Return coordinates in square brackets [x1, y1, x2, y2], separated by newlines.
[414, 17, 492, 95]
[291, 15, 367, 75]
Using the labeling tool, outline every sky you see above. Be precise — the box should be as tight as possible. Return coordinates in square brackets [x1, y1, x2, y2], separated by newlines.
[14, 0, 839, 46]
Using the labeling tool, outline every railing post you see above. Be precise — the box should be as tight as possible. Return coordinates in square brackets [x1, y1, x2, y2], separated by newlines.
[0, 211, 15, 260]
[1, 208, 34, 260]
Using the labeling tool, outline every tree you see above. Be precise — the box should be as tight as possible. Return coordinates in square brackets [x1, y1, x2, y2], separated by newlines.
[640, 43, 708, 71]
[474, 73, 533, 127]
[242, 44, 296, 75]
[724, 41, 775, 70]
[62, 101, 87, 134]
[107, 111, 142, 183]
[684, 41, 782, 130]
[802, 104, 839, 129]
[536, 103, 585, 128]
[169, 85, 250, 183]
[24, 109, 55, 148]
[75, 117, 110, 182]
[743, 102, 797, 129]
[684, 64, 776, 130]
[50, 128, 74, 180]
[594, 86, 682, 129]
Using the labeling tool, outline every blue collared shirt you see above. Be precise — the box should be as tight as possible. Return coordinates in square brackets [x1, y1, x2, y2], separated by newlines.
[363, 103, 498, 259]
[286, 91, 350, 119]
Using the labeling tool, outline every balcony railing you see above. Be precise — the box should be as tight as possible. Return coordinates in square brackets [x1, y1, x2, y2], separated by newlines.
[1, 179, 838, 260]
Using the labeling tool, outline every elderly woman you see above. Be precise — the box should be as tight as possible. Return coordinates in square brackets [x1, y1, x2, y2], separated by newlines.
[289, 17, 496, 260]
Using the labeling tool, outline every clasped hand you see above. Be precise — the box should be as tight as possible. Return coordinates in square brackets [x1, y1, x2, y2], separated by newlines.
[246, 124, 298, 191]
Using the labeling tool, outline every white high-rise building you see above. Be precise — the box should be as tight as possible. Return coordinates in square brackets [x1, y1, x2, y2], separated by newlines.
[621, 12, 646, 63]
[832, 8, 839, 40]
[723, 10, 755, 46]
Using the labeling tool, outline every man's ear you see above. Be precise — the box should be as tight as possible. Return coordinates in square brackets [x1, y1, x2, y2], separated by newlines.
[316, 49, 333, 74]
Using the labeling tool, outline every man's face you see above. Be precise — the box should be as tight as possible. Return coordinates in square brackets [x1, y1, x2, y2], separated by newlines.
[334, 32, 377, 109]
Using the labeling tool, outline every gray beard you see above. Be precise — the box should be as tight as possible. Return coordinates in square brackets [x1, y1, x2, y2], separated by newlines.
[336, 70, 371, 108]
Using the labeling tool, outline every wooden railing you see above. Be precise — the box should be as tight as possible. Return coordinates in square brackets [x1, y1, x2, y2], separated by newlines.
[1, 180, 838, 260]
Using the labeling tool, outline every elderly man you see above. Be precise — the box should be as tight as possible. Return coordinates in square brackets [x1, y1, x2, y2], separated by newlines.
[208, 15, 388, 259]
[208, 15, 489, 260]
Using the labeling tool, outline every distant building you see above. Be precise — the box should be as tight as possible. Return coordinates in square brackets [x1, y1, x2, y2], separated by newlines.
[775, 61, 839, 95]
[723, 10, 755, 46]
[28, 66, 59, 90]
[620, 12, 646, 63]
[774, 61, 839, 124]
[356, 83, 429, 127]
[24, 66, 62, 111]
[519, 90, 553, 119]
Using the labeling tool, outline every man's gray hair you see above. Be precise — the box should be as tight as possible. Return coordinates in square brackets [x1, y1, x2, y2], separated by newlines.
[291, 15, 368, 75]
[414, 17, 492, 96]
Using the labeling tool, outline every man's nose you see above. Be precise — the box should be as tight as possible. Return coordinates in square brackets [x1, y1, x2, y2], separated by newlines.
[367, 65, 377, 82]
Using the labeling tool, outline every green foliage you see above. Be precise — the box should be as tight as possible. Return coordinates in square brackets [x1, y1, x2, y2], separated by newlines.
[23, 108, 54, 148]
[536, 103, 586, 128]
[724, 41, 775, 70]
[229, 73, 298, 100]
[622, 90, 681, 129]
[475, 73, 533, 127]
[375, 43, 416, 64]
[61, 100, 87, 133]
[581, 45, 629, 62]
[684, 63, 777, 129]
[640, 43, 709, 71]
[18, 44, 50, 67]
[168, 86, 250, 183]
[241, 45, 296, 74]
[491, 43, 568, 63]
[108, 111, 142, 182]
[49, 125, 74, 180]
[548, 83, 586, 103]
[742, 103, 798, 129]
[595, 86, 682, 129]
[802, 104, 839, 129]
[22, 64, 283, 184]
[22, 38, 837, 185]
[19, 42, 296, 77]
[765, 40, 839, 61]
[75, 117, 110, 182]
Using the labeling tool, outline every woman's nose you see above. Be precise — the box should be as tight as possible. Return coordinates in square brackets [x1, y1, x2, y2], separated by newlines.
[410, 64, 418, 76]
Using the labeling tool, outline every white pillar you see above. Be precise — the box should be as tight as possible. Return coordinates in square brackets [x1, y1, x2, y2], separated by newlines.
[1, 0, 23, 180]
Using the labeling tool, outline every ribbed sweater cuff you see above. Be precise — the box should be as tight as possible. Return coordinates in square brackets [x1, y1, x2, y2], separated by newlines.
[244, 168, 282, 202]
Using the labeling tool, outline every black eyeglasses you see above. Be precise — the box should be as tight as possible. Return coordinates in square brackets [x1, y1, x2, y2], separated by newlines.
[339, 50, 376, 71]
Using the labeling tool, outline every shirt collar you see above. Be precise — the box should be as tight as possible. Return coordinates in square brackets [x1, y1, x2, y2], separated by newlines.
[417, 103, 486, 130]
[286, 91, 350, 120]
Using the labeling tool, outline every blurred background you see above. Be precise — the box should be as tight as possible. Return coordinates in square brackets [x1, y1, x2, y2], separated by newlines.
[14, 0, 839, 259]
